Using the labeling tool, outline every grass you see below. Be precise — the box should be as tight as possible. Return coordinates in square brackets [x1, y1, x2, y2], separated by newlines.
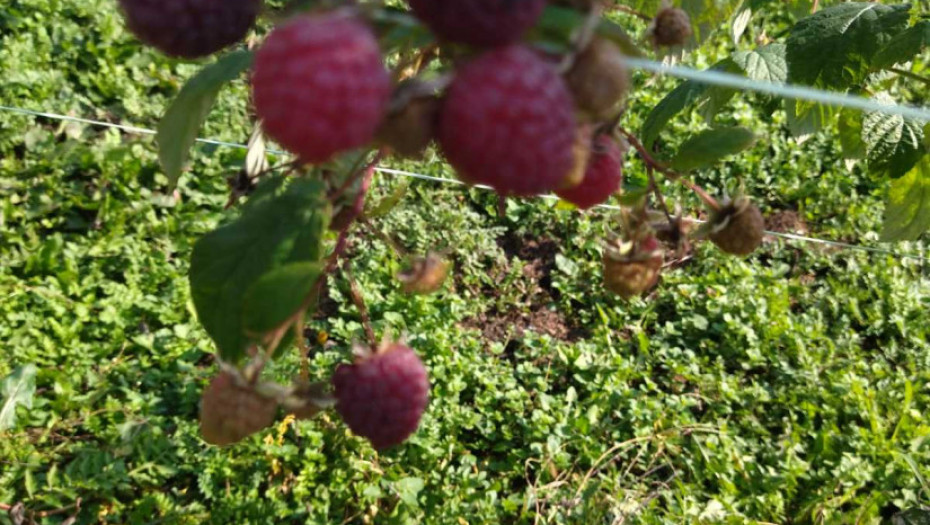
[1, 1, 929, 523]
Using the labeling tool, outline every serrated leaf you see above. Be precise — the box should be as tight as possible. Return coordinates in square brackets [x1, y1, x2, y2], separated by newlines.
[0, 364, 37, 431]
[785, 99, 835, 139]
[872, 21, 930, 70]
[641, 59, 742, 148]
[863, 103, 926, 179]
[242, 262, 323, 335]
[838, 110, 866, 160]
[893, 508, 930, 525]
[786, 3, 910, 90]
[670, 127, 757, 171]
[189, 178, 330, 362]
[881, 157, 930, 242]
[364, 179, 409, 219]
[731, 43, 787, 84]
[157, 50, 253, 187]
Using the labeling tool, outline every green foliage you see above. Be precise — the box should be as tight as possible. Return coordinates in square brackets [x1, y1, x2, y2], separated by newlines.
[670, 126, 757, 171]
[786, 3, 910, 89]
[0, 365, 36, 431]
[189, 177, 329, 363]
[863, 105, 927, 179]
[881, 157, 930, 241]
[873, 21, 930, 70]
[1, 0, 929, 524]
[158, 50, 254, 187]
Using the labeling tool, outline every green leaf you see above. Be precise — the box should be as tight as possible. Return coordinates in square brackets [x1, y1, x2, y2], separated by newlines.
[785, 99, 835, 139]
[189, 178, 330, 362]
[893, 508, 930, 525]
[394, 477, 425, 508]
[641, 59, 742, 148]
[731, 7, 752, 44]
[838, 110, 866, 160]
[731, 44, 788, 84]
[157, 50, 253, 187]
[881, 157, 930, 242]
[533, 6, 644, 57]
[365, 178, 409, 219]
[863, 103, 926, 179]
[786, 3, 910, 90]
[670, 127, 757, 172]
[242, 262, 323, 335]
[872, 21, 930, 70]
[0, 364, 37, 431]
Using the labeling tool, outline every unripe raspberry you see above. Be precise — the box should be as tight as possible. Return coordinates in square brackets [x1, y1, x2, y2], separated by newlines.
[118, 0, 261, 59]
[603, 235, 664, 299]
[709, 197, 765, 256]
[439, 45, 577, 197]
[252, 15, 391, 163]
[566, 38, 630, 119]
[200, 373, 278, 446]
[407, 0, 546, 47]
[649, 7, 693, 47]
[557, 135, 624, 210]
[333, 343, 429, 450]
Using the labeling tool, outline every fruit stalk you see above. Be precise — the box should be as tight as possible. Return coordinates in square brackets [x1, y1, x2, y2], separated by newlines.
[343, 263, 377, 347]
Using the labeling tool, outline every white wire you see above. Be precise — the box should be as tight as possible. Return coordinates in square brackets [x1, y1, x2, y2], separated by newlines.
[625, 58, 930, 121]
[0, 103, 926, 262]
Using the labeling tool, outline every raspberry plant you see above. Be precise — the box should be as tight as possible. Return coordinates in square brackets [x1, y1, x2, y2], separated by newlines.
[131, 0, 930, 450]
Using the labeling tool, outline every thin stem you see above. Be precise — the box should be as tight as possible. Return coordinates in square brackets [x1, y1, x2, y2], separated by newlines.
[361, 216, 409, 257]
[647, 166, 673, 223]
[611, 3, 652, 21]
[889, 67, 930, 87]
[811, 0, 820, 13]
[295, 321, 309, 381]
[330, 149, 385, 204]
[343, 264, 377, 347]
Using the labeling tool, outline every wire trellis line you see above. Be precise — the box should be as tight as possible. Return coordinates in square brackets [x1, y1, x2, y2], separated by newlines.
[625, 58, 930, 122]
[0, 103, 926, 263]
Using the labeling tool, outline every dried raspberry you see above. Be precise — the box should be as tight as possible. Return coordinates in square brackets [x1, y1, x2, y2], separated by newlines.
[118, 0, 261, 59]
[709, 197, 765, 256]
[407, 0, 545, 47]
[566, 38, 630, 119]
[557, 135, 624, 210]
[603, 235, 664, 299]
[333, 343, 429, 450]
[252, 15, 391, 163]
[562, 124, 595, 190]
[438, 45, 577, 197]
[376, 81, 441, 159]
[398, 253, 450, 294]
[200, 373, 278, 446]
[649, 7, 693, 47]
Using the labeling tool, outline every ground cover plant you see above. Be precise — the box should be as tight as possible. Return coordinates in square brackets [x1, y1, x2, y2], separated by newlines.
[1, 0, 929, 523]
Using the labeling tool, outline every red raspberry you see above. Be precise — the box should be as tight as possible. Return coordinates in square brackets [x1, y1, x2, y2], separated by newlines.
[556, 135, 624, 210]
[407, 0, 545, 47]
[438, 45, 577, 197]
[118, 0, 261, 59]
[333, 343, 429, 450]
[252, 15, 391, 164]
[200, 373, 278, 446]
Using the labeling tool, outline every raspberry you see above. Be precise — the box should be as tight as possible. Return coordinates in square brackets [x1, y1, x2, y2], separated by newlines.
[438, 45, 577, 197]
[566, 38, 630, 119]
[376, 81, 440, 159]
[333, 343, 429, 450]
[118, 0, 261, 59]
[708, 197, 765, 256]
[200, 373, 278, 446]
[562, 124, 595, 190]
[649, 7, 693, 47]
[252, 15, 391, 164]
[407, 0, 545, 47]
[556, 135, 624, 210]
[603, 235, 664, 299]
